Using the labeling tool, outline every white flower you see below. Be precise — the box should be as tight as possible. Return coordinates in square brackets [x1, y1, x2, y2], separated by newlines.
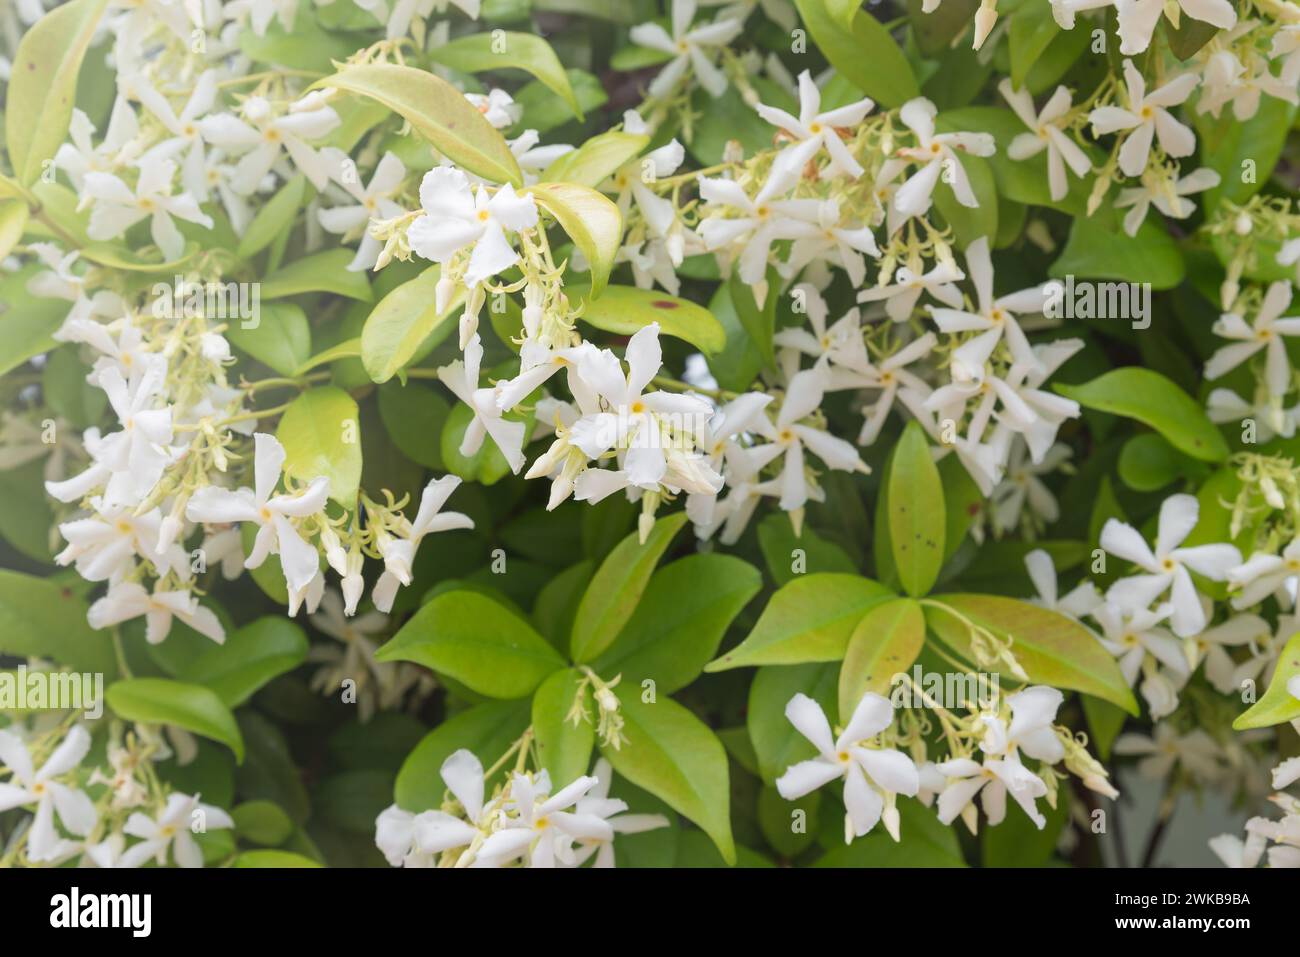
[200, 94, 341, 194]
[1000, 81, 1091, 202]
[686, 391, 774, 532]
[55, 99, 141, 192]
[27, 244, 124, 329]
[185, 432, 330, 597]
[407, 167, 539, 291]
[935, 753, 1048, 831]
[53, 503, 179, 583]
[81, 155, 213, 260]
[1100, 493, 1242, 636]
[120, 792, 233, 868]
[1228, 539, 1300, 610]
[356, 0, 481, 42]
[858, 257, 965, 323]
[754, 69, 874, 181]
[1090, 601, 1187, 687]
[893, 98, 995, 221]
[1204, 282, 1300, 397]
[465, 88, 519, 129]
[371, 475, 475, 613]
[1114, 0, 1236, 57]
[1210, 830, 1267, 868]
[696, 175, 821, 286]
[779, 200, 880, 287]
[1189, 614, 1271, 694]
[130, 70, 221, 201]
[473, 769, 609, 868]
[1088, 61, 1197, 178]
[1112, 725, 1222, 781]
[374, 749, 485, 867]
[88, 581, 225, 645]
[318, 150, 407, 271]
[854, 332, 938, 446]
[752, 361, 871, 513]
[629, 0, 743, 99]
[927, 236, 1046, 381]
[443, 336, 532, 472]
[775, 692, 919, 843]
[1025, 548, 1102, 620]
[1114, 166, 1219, 236]
[774, 283, 871, 374]
[0, 726, 97, 862]
[570, 758, 670, 867]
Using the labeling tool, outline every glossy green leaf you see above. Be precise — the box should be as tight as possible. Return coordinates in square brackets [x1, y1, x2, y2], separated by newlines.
[361, 265, 463, 383]
[1233, 633, 1300, 730]
[317, 63, 523, 186]
[794, 0, 919, 107]
[429, 31, 582, 119]
[262, 248, 372, 302]
[706, 573, 895, 671]
[276, 386, 363, 507]
[6, 0, 109, 185]
[527, 181, 621, 298]
[601, 691, 735, 865]
[566, 283, 726, 354]
[924, 594, 1139, 714]
[542, 130, 649, 188]
[377, 590, 566, 698]
[532, 667, 595, 785]
[395, 699, 530, 811]
[227, 301, 311, 376]
[1055, 368, 1229, 463]
[570, 511, 687, 664]
[838, 598, 925, 720]
[888, 421, 945, 596]
[106, 678, 245, 762]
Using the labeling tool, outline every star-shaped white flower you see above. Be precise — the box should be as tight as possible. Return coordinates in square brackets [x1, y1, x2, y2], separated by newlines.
[1089, 60, 1198, 178]
[629, 0, 742, 99]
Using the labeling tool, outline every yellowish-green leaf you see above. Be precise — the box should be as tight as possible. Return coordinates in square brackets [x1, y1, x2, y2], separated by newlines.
[316, 63, 523, 186]
[276, 387, 363, 507]
[429, 31, 582, 119]
[1234, 633, 1300, 730]
[360, 265, 463, 383]
[542, 130, 649, 188]
[838, 598, 925, 720]
[526, 181, 621, 298]
[566, 283, 726, 354]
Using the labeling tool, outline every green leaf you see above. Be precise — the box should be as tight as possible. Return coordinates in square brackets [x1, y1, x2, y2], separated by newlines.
[0, 463, 56, 562]
[594, 554, 762, 694]
[429, 31, 582, 119]
[262, 248, 373, 301]
[1055, 368, 1229, 463]
[239, 15, 356, 72]
[231, 800, 294, 846]
[6, 0, 109, 185]
[1117, 432, 1206, 492]
[361, 265, 463, 383]
[293, 338, 362, 376]
[276, 386, 363, 507]
[1009, 1, 1058, 89]
[237, 175, 306, 259]
[0, 263, 75, 376]
[395, 698, 530, 811]
[794, 0, 919, 107]
[908, 0, 978, 55]
[542, 130, 649, 188]
[708, 573, 896, 671]
[0, 570, 117, 677]
[1049, 216, 1185, 289]
[838, 598, 925, 720]
[233, 850, 322, 868]
[938, 455, 982, 561]
[0, 199, 29, 260]
[565, 283, 726, 354]
[758, 783, 821, 858]
[888, 421, 945, 597]
[1233, 632, 1300, 730]
[729, 270, 777, 367]
[924, 594, 1139, 714]
[527, 181, 621, 298]
[601, 692, 735, 865]
[106, 678, 245, 762]
[226, 301, 311, 376]
[171, 617, 309, 708]
[1168, 17, 1221, 59]
[376, 590, 567, 698]
[570, 512, 687, 664]
[748, 661, 838, 781]
[531, 668, 595, 785]
[316, 63, 523, 187]
[514, 69, 609, 134]
[1082, 695, 1127, 760]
